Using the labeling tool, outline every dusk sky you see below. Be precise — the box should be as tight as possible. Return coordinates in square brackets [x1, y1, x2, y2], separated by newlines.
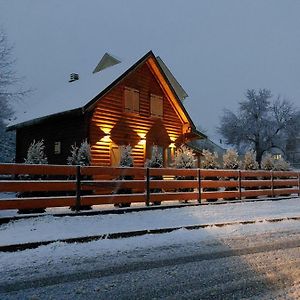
[1, 0, 300, 140]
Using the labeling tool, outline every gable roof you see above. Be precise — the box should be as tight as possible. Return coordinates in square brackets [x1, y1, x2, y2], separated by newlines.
[7, 51, 204, 139]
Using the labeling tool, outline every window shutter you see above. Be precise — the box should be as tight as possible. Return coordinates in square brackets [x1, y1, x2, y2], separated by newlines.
[132, 89, 139, 113]
[150, 94, 163, 117]
[124, 87, 139, 113]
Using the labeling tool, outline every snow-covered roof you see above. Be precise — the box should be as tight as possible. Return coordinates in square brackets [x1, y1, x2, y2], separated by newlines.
[8, 51, 167, 129]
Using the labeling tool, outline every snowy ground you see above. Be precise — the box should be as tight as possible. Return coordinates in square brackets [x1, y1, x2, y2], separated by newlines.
[0, 197, 299, 299]
[0, 198, 299, 246]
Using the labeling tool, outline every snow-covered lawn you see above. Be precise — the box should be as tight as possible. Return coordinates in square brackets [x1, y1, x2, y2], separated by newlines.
[0, 197, 299, 246]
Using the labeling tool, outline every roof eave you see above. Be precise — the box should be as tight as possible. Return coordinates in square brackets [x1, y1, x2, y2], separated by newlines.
[7, 108, 83, 131]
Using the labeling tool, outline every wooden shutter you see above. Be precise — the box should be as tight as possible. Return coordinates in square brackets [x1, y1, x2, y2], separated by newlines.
[124, 87, 139, 113]
[150, 94, 163, 117]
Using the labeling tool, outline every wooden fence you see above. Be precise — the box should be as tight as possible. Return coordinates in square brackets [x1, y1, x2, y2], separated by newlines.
[0, 163, 299, 212]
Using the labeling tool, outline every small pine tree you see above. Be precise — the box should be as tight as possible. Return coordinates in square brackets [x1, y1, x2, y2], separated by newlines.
[242, 150, 259, 199]
[243, 150, 259, 170]
[67, 144, 79, 165]
[145, 145, 163, 168]
[261, 153, 274, 170]
[67, 140, 91, 166]
[24, 140, 48, 164]
[223, 149, 240, 169]
[201, 149, 219, 169]
[273, 157, 290, 171]
[222, 149, 240, 199]
[19, 140, 47, 214]
[119, 145, 134, 167]
[77, 140, 91, 166]
[114, 145, 134, 208]
[174, 145, 195, 169]
[174, 145, 195, 201]
[145, 145, 163, 205]
[201, 149, 220, 201]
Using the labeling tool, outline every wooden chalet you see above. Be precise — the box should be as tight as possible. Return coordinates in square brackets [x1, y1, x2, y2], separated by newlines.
[8, 51, 205, 167]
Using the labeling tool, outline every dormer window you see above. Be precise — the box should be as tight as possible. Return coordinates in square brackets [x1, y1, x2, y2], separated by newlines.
[124, 87, 139, 114]
[150, 94, 163, 118]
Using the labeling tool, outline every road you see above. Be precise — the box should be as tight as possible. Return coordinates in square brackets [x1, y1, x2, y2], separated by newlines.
[0, 221, 299, 299]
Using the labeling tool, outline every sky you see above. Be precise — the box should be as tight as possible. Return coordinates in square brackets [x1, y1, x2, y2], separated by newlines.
[1, 0, 300, 140]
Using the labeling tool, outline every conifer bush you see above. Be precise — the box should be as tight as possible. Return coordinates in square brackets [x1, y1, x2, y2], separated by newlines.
[201, 149, 220, 202]
[174, 145, 195, 203]
[67, 140, 92, 210]
[145, 145, 163, 205]
[18, 140, 48, 214]
[114, 145, 134, 208]
[222, 149, 240, 200]
[273, 157, 291, 196]
[261, 153, 274, 171]
[67, 140, 91, 166]
[242, 150, 259, 198]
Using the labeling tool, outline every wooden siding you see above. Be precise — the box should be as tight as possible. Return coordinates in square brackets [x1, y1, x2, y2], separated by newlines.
[16, 113, 88, 164]
[89, 61, 186, 167]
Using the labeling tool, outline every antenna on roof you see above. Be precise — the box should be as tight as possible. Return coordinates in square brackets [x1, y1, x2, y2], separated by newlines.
[93, 53, 121, 74]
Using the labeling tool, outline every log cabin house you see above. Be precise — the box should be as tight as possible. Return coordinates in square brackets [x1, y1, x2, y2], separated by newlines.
[8, 51, 205, 167]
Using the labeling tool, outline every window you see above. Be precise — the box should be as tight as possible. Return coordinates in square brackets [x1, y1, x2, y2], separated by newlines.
[54, 142, 61, 155]
[150, 94, 163, 118]
[273, 154, 282, 160]
[124, 87, 139, 114]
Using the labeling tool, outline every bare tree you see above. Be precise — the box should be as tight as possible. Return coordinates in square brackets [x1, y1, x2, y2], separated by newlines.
[218, 89, 300, 165]
[0, 28, 28, 162]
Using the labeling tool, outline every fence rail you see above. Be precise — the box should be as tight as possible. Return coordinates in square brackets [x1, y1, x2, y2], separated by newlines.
[0, 163, 299, 212]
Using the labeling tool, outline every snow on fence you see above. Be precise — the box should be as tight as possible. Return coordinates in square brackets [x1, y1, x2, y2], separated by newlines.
[0, 163, 299, 211]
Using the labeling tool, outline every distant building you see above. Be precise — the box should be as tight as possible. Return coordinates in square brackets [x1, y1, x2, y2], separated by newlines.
[187, 138, 226, 167]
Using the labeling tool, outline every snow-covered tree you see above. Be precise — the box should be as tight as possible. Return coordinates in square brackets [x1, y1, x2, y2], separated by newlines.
[119, 145, 133, 167]
[19, 140, 47, 214]
[145, 145, 163, 205]
[223, 149, 240, 169]
[145, 145, 163, 168]
[24, 140, 48, 164]
[67, 140, 91, 166]
[174, 145, 195, 169]
[114, 145, 134, 208]
[0, 29, 28, 162]
[201, 149, 219, 201]
[218, 89, 300, 165]
[261, 153, 274, 170]
[201, 149, 219, 169]
[273, 157, 291, 171]
[242, 150, 259, 170]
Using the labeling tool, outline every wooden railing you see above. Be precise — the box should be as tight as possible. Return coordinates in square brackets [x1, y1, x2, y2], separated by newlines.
[0, 164, 299, 212]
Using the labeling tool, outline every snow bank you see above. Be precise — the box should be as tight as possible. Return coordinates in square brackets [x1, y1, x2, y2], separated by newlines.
[0, 198, 299, 246]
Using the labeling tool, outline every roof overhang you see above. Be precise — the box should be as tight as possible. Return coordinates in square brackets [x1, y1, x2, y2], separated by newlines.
[7, 108, 83, 131]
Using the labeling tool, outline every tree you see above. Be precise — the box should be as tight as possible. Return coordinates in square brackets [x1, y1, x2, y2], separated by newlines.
[218, 89, 300, 165]
[242, 150, 259, 170]
[0, 29, 28, 162]
[67, 140, 91, 166]
[24, 140, 48, 164]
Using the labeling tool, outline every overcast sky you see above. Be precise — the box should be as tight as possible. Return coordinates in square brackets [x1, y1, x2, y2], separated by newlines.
[1, 0, 300, 139]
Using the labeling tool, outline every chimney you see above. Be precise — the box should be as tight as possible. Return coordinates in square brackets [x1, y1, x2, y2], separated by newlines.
[69, 73, 79, 82]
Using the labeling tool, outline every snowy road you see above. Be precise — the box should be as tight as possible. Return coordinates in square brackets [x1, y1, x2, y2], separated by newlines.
[0, 219, 299, 299]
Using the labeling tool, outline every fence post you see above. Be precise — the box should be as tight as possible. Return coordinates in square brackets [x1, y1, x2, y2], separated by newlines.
[146, 167, 150, 206]
[298, 172, 300, 197]
[75, 165, 81, 211]
[271, 171, 275, 198]
[198, 169, 201, 203]
[238, 170, 242, 200]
